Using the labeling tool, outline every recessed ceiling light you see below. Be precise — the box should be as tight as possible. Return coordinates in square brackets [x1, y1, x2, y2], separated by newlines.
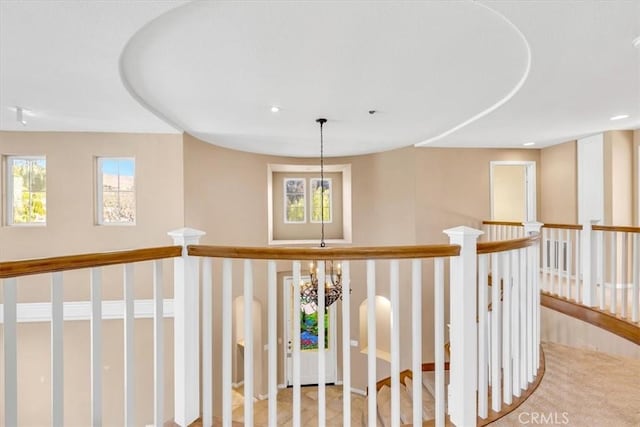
[633, 36, 640, 48]
[610, 114, 629, 121]
[270, 106, 280, 113]
[523, 142, 535, 146]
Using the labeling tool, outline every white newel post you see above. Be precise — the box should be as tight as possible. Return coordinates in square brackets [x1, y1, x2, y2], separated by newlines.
[444, 226, 483, 427]
[522, 222, 543, 237]
[169, 227, 206, 426]
[580, 220, 599, 306]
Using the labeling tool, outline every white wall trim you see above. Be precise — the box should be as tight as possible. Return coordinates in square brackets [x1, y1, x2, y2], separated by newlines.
[0, 298, 174, 323]
[489, 160, 537, 222]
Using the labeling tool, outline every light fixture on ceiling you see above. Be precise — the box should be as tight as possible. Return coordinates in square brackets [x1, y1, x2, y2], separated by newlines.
[270, 106, 280, 113]
[633, 35, 640, 48]
[300, 118, 345, 313]
[610, 114, 629, 121]
[523, 142, 535, 146]
[16, 106, 27, 126]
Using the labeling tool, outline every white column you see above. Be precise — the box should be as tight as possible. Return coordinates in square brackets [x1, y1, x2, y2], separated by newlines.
[168, 227, 206, 426]
[444, 226, 483, 427]
[580, 220, 599, 306]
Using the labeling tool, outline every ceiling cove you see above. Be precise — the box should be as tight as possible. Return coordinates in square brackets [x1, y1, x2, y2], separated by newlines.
[120, 1, 529, 157]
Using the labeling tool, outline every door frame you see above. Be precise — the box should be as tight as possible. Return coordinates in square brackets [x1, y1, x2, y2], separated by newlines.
[283, 275, 338, 386]
[489, 161, 537, 222]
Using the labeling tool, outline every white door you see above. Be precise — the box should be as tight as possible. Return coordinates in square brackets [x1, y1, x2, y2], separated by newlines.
[284, 275, 338, 386]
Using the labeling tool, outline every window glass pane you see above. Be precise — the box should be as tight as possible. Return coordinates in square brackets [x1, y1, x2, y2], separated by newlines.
[286, 194, 305, 222]
[29, 159, 46, 192]
[118, 159, 135, 191]
[311, 179, 331, 222]
[99, 157, 135, 224]
[284, 178, 305, 223]
[117, 191, 136, 223]
[9, 157, 46, 225]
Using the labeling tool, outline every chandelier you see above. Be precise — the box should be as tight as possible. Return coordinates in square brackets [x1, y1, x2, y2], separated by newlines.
[299, 118, 345, 313]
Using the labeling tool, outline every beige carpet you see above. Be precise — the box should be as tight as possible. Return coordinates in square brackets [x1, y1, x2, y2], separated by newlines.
[209, 341, 640, 426]
[231, 385, 366, 426]
[491, 341, 640, 426]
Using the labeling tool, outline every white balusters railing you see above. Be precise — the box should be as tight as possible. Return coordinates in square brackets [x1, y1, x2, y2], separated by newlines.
[482, 220, 525, 242]
[588, 224, 640, 323]
[0, 244, 184, 427]
[1, 225, 547, 427]
[540, 224, 583, 303]
[476, 221, 542, 419]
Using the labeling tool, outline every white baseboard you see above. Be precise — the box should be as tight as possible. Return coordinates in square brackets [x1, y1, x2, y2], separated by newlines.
[0, 299, 174, 323]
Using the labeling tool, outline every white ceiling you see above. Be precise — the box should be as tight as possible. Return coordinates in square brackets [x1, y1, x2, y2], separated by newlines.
[1, 0, 639, 157]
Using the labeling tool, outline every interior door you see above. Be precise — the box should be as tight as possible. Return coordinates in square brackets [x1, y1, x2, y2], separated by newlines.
[284, 276, 337, 386]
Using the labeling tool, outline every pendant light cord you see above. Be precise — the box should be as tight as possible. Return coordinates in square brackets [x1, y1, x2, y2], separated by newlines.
[319, 118, 326, 248]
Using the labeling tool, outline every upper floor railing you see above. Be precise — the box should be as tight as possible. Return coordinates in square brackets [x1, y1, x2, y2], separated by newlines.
[483, 220, 640, 337]
[1, 225, 543, 427]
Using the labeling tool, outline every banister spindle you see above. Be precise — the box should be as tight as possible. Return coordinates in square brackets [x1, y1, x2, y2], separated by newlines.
[390, 260, 400, 427]
[317, 261, 326, 426]
[3, 278, 17, 427]
[222, 259, 232, 427]
[51, 272, 64, 427]
[292, 261, 302, 427]
[201, 258, 212, 427]
[434, 258, 445, 427]
[411, 259, 422, 427]
[367, 259, 377, 427]
[124, 263, 135, 427]
[268, 260, 278, 427]
[477, 255, 488, 419]
[90, 268, 102, 427]
[243, 259, 254, 427]
[342, 261, 352, 427]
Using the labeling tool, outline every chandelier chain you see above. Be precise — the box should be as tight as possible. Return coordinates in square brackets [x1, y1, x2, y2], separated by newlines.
[319, 118, 326, 248]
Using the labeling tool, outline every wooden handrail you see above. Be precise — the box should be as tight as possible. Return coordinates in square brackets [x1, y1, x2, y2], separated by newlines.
[592, 224, 640, 233]
[0, 246, 183, 279]
[476, 234, 540, 255]
[542, 223, 582, 230]
[187, 244, 461, 260]
[482, 220, 523, 227]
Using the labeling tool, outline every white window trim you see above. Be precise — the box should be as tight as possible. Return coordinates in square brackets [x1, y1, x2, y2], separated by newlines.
[283, 177, 306, 224]
[6, 155, 47, 227]
[96, 157, 137, 226]
[309, 177, 333, 224]
[267, 163, 352, 245]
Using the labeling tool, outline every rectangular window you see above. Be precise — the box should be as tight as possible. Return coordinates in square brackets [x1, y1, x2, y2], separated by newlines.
[284, 178, 306, 223]
[7, 156, 47, 225]
[310, 178, 332, 223]
[97, 157, 136, 225]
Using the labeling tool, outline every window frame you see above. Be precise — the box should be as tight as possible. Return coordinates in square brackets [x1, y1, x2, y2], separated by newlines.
[6, 155, 47, 227]
[283, 177, 307, 224]
[267, 163, 352, 245]
[96, 156, 137, 226]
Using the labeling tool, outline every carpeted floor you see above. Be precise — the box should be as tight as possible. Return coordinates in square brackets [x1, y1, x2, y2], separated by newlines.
[491, 341, 640, 426]
[203, 341, 640, 426]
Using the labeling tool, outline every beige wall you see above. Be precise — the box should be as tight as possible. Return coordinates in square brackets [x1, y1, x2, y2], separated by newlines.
[0, 131, 184, 426]
[604, 130, 634, 226]
[491, 164, 526, 222]
[540, 141, 577, 224]
[541, 307, 640, 359]
[182, 135, 542, 398]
